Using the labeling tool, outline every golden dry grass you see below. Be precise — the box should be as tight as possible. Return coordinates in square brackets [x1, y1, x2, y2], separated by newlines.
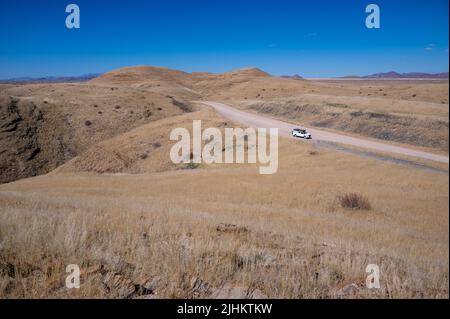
[0, 120, 448, 298]
[0, 67, 448, 299]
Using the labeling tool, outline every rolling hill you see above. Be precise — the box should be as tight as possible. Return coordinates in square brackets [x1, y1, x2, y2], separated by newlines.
[1, 65, 448, 184]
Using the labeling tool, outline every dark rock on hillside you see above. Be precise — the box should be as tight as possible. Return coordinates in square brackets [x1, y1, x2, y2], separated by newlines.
[0, 95, 75, 184]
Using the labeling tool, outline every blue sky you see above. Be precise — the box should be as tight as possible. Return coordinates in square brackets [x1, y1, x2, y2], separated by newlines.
[0, 0, 448, 78]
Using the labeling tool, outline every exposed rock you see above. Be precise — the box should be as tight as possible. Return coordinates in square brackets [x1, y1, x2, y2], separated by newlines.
[0, 95, 79, 184]
[96, 265, 156, 298]
[210, 284, 267, 299]
[133, 294, 161, 299]
[335, 283, 361, 298]
[102, 271, 138, 298]
[46, 264, 156, 299]
[0, 96, 42, 183]
[139, 276, 161, 294]
[185, 275, 212, 298]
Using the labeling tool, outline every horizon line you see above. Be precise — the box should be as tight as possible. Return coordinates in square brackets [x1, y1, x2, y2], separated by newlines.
[0, 65, 449, 81]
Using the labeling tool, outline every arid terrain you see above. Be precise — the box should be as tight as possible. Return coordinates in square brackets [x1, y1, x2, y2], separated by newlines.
[0, 66, 448, 298]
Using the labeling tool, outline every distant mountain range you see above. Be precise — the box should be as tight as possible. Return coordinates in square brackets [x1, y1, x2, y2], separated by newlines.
[341, 71, 449, 79]
[1, 70, 448, 83]
[280, 74, 304, 80]
[0, 73, 102, 84]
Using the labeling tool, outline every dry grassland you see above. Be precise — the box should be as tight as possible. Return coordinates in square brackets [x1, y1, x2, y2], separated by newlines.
[0, 67, 448, 299]
[0, 114, 448, 298]
[232, 93, 449, 151]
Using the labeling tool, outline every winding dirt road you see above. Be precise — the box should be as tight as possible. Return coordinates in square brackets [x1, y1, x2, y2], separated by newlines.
[201, 101, 449, 164]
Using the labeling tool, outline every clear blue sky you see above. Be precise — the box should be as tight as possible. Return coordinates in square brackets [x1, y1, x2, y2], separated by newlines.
[0, 0, 448, 79]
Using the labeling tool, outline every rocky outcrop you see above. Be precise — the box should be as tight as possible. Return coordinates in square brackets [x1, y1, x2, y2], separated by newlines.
[0, 95, 78, 184]
[0, 96, 43, 184]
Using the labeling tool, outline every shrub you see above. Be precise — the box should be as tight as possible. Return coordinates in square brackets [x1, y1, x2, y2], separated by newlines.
[337, 193, 371, 210]
[143, 110, 152, 118]
[84, 120, 92, 127]
[171, 99, 192, 113]
[184, 163, 199, 170]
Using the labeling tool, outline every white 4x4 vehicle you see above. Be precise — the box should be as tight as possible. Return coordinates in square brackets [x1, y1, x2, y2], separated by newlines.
[292, 128, 312, 139]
